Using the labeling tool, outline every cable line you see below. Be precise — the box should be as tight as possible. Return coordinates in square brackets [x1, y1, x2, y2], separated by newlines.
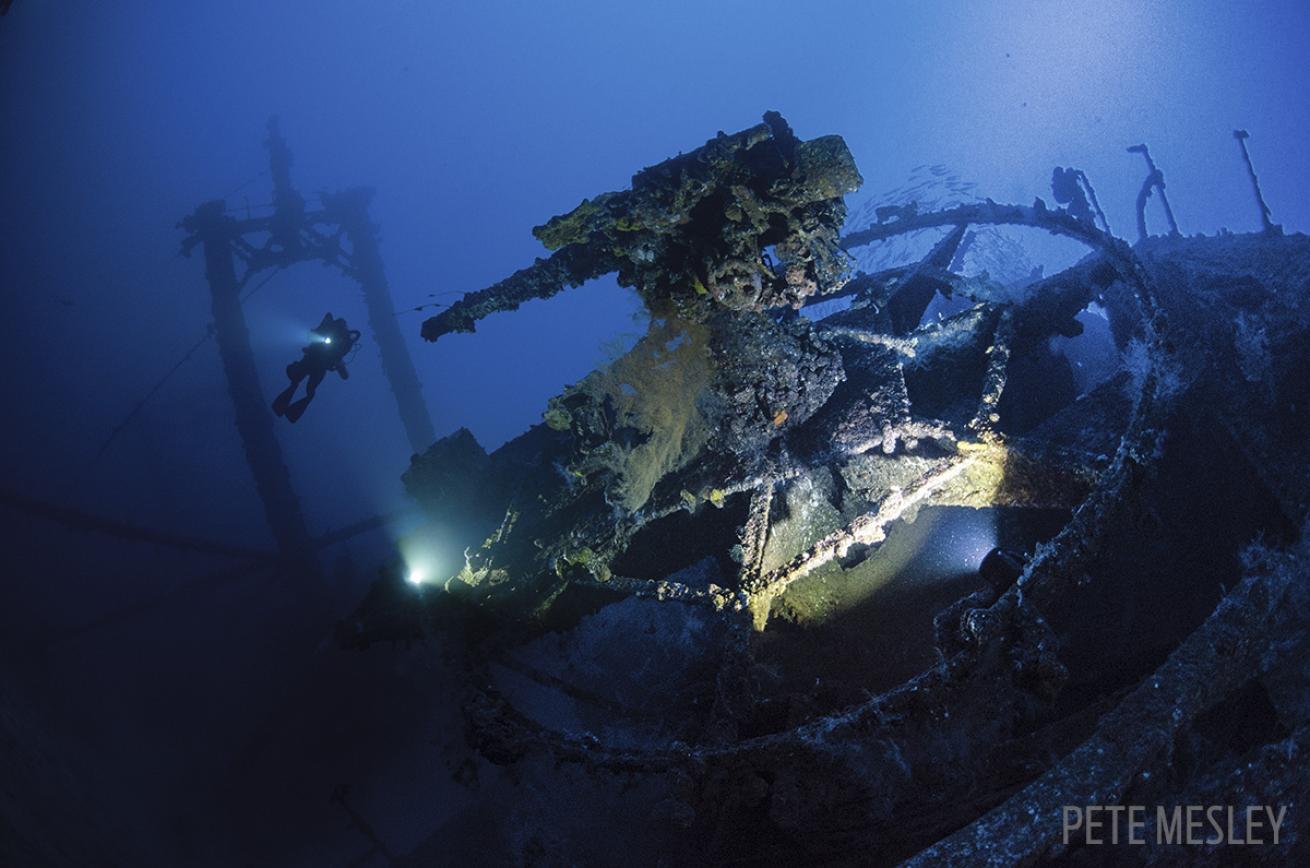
[0, 486, 277, 560]
[85, 266, 286, 475]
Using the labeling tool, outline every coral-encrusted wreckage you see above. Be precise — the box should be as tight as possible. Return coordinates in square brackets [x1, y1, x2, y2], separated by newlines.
[346, 114, 1310, 863]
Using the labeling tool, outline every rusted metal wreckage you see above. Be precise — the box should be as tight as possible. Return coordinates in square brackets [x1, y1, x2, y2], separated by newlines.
[345, 114, 1310, 863]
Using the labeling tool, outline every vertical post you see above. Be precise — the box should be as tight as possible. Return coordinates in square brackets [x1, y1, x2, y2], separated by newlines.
[1074, 169, 1112, 236]
[328, 188, 436, 454]
[1233, 130, 1280, 236]
[1127, 144, 1180, 241]
[265, 116, 306, 257]
[184, 201, 319, 580]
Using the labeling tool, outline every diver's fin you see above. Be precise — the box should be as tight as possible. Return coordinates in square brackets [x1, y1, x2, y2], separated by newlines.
[272, 389, 292, 416]
[285, 398, 310, 423]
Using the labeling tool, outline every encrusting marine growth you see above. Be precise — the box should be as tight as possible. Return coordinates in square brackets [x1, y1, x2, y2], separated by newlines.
[344, 114, 1310, 864]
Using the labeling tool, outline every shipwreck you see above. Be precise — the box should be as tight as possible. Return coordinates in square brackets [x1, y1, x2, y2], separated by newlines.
[337, 113, 1310, 864]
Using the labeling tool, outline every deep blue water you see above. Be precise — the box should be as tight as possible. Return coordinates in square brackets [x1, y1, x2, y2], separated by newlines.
[2, 3, 1309, 864]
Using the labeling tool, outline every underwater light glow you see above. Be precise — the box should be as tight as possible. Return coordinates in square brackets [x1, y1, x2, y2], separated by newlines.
[323, 337, 332, 344]
[397, 537, 447, 590]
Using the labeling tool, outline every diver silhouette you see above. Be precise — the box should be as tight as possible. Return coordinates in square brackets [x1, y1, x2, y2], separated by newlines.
[272, 312, 360, 422]
[1050, 167, 1092, 224]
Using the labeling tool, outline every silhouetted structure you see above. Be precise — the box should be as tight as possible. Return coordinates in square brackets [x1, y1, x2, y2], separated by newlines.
[1234, 129, 1281, 235]
[324, 187, 435, 449]
[180, 118, 436, 577]
[1127, 143, 1180, 241]
[180, 199, 318, 579]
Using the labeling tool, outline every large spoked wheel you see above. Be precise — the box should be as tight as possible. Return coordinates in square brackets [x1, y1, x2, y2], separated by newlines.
[458, 201, 1170, 783]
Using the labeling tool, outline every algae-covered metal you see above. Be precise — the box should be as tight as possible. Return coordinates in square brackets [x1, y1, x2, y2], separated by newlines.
[421, 112, 862, 341]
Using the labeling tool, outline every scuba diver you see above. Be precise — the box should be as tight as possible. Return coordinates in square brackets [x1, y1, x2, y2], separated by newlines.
[272, 312, 360, 422]
[1051, 166, 1093, 224]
